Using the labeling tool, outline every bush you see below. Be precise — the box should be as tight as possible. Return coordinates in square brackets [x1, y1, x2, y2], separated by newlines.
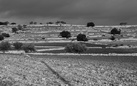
[112, 44, 119, 47]
[0, 35, 4, 41]
[120, 22, 127, 25]
[93, 38, 98, 41]
[87, 22, 95, 27]
[59, 31, 71, 38]
[18, 25, 23, 30]
[22, 43, 35, 53]
[110, 28, 121, 35]
[12, 27, 18, 33]
[0, 21, 8, 25]
[2, 33, 10, 37]
[11, 22, 16, 25]
[23, 24, 27, 28]
[0, 41, 11, 53]
[46, 22, 53, 24]
[77, 34, 88, 41]
[56, 21, 66, 24]
[65, 43, 87, 53]
[110, 36, 115, 40]
[13, 42, 23, 50]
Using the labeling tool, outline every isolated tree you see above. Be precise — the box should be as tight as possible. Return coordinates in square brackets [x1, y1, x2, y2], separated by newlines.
[110, 28, 121, 35]
[0, 35, 4, 41]
[0, 41, 11, 53]
[77, 33, 88, 41]
[87, 22, 95, 27]
[59, 31, 71, 38]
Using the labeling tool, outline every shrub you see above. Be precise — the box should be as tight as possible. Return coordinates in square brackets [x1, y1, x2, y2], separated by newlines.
[56, 21, 66, 24]
[0, 41, 11, 53]
[13, 42, 23, 50]
[18, 25, 23, 30]
[110, 36, 115, 40]
[34, 22, 37, 24]
[30, 21, 33, 24]
[46, 22, 53, 24]
[113, 44, 119, 47]
[93, 38, 98, 41]
[0, 21, 8, 25]
[59, 31, 71, 38]
[11, 22, 16, 25]
[22, 43, 35, 53]
[65, 43, 87, 53]
[0, 35, 4, 41]
[77, 34, 88, 41]
[120, 22, 127, 25]
[2, 33, 10, 37]
[120, 44, 124, 46]
[87, 22, 95, 27]
[42, 37, 45, 40]
[12, 27, 18, 33]
[102, 35, 105, 37]
[23, 25, 27, 28]
[110, 28, 121, 35]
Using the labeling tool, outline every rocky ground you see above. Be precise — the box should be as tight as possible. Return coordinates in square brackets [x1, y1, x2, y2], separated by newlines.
[41, 56, 137, 86]
[0, 54, 137, 86]
[0, 54, 67, 86]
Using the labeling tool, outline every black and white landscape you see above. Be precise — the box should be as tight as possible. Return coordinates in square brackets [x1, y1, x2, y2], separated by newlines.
[0, 0, 137, 86]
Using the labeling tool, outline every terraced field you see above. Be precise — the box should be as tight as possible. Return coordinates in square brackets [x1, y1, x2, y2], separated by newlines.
[1, 25, 137, 54]
[1, 25, 137, 86]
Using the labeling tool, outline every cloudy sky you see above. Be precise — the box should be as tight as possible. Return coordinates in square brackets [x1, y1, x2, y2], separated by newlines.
[0, 0, 137, 25]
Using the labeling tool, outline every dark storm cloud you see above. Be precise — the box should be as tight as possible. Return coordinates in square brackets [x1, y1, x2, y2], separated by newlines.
[0, 0, 78, 17]
[0, 0, 137, 25]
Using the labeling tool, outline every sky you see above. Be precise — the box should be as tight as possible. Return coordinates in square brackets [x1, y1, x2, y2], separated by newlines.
[0, 0, 137, 25]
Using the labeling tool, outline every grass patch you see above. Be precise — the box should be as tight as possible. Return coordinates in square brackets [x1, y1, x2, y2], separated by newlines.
[35, 46, 62, 49]
[86, 48, 137, 54]
[25, 42, 108, 48]
[38, 48, 137, 54]
[37, 50, 65, 53]
[31, 42, 71, 46]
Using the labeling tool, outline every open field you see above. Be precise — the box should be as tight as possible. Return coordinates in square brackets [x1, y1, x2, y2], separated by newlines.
[31, 55, 137, 85]
[0, 54, 67, 86]
[0, 54, 137, 86]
